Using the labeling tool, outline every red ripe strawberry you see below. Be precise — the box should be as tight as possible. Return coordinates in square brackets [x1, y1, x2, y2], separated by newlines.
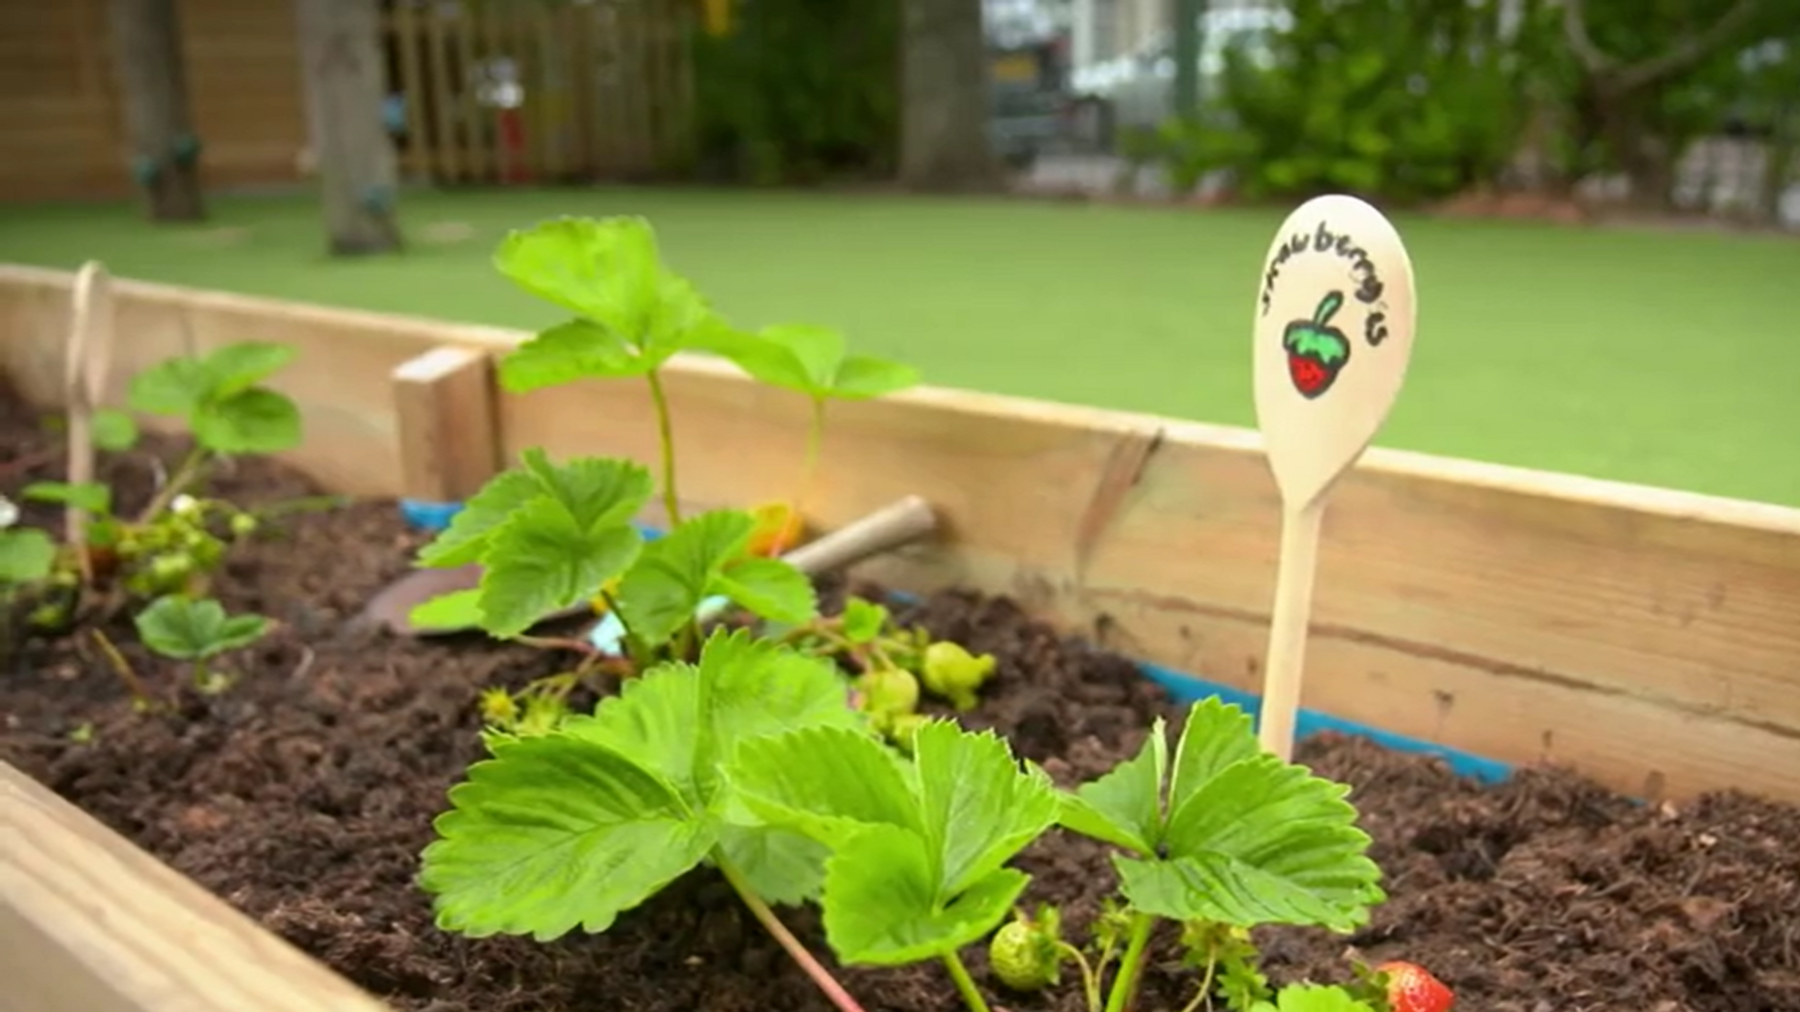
[1376, 961, 1455, 1012]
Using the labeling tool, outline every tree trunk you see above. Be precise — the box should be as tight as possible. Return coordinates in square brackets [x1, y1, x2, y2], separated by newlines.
[108, 0, 205, 222]
[296, 0, 403, 256]
[898, 0, 1000, 192]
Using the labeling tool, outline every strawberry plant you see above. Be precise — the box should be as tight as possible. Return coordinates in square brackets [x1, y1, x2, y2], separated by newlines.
[718, 695, 1388, 1012]
[406, 216, 922, 678]
[0, 342, 310, 675]
[418, 629, 875, 1012]
[131, 593, 271, 696]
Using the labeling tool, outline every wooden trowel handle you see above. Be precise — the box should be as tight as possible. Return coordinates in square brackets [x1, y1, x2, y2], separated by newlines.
[780, 495, 938, 576]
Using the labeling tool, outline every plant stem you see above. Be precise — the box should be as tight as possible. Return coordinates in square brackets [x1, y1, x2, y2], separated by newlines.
[941, 951, 994, 1012]
[777, 397, 827, 553]
[1056, 941, 1105, 1012]
[714, 853, 867, 1012]
[90, 628, 159, 711]
[1102, 913, 1157, 1012]
[1175, 951, 1220, 1012]
[138, 446, 209, 523]
[515, 633, 599, 655]
[644, 368, 682, 528]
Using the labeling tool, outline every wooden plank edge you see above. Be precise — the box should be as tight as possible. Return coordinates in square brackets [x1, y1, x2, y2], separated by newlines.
[4, 263, 1795, 534]
[0, 762, 393, 1012]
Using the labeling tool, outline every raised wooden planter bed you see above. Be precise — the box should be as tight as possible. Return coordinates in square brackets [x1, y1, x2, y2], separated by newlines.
[3, 265, 1798, 1012]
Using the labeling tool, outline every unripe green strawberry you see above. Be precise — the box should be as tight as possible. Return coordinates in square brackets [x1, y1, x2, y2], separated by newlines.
[989, 920, 1058, 991]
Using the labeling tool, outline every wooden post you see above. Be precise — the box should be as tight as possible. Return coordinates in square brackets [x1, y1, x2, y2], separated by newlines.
[295, 0, 404, 256]
[392, 345, 500, 505]
[63, 262, 116, 583]
[0, 763, 393, 1012]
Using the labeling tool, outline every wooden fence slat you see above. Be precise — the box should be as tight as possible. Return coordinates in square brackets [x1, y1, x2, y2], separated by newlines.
[390, 4, 428, 180]
[425, 3, 460, 182]
[452, 2, 484, 181]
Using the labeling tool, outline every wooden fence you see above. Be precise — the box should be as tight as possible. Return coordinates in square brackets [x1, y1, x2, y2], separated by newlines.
[0, 0, 307, 203]
[382, 0, 695, 186]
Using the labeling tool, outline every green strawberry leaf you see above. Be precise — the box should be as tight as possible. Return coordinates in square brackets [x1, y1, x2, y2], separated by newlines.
[1063, 698, 1384, 934]
[201, 341, 298, 398]
[821, 824, 1031, 965]
[477, 497, 644, 638]
[415, 452, 654, 636]
[727, 719, 1058, 966]
[715, 556, 818, 626]
[22, 480, 113, 515]
[128, 356, 214, 416]
[417, 467, 548, 569]
[407, 588, 485, 631]
[134, 595, 269, 661]
[1057, 716, 1169, 855]
[0, 527, 57, 584]
[613, 508, 763, 649]
[501, 318, 654, 391]
[494, 216, 663, 341]
[90, 409, 140, 452]
[491, 216, 721, 388]
[191, 387, 302, 454]
[714, 823, 832, 906]
[569, 630, 863, 808]
[697, 322, 920, 402]
[838, 597, 888, 644]
[420, 629, 861, 940]
[419, 732, 716, 941]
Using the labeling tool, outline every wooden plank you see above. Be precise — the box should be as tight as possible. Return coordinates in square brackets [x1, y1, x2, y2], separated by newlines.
[393, 344, 500, 503]
[2, 266, 1798, 806]
[0, 762, 393, 1012]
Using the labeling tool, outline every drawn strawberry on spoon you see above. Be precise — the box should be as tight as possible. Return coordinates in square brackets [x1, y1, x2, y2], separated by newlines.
[1282, 290, 1352, 399]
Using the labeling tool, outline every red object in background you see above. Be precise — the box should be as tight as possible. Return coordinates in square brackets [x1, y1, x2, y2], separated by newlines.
[497, 107, 531, 183]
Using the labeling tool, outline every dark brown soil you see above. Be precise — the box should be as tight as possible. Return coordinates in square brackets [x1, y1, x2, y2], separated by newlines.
[4, 385, 1798, 1012]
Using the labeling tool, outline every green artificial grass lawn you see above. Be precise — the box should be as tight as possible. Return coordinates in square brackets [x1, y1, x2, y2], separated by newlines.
[1, 186, 1795, 507]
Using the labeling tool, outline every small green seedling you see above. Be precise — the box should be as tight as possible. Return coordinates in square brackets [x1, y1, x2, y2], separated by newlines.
[691, 323, 920, 553]
[3, 341, 306, 679]
[134, 593, 270, 694]
[127, 340, 304, 507]
[420, 630, 874, 1012]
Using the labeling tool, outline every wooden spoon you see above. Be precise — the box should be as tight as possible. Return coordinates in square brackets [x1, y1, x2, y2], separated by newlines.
[1251, 194, 1418, 761]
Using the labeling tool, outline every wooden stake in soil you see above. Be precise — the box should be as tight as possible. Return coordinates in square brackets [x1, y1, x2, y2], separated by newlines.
[392, 345, 501, 505]
[64, 261, 118, 584]
[1251, 195, 1416, 762]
